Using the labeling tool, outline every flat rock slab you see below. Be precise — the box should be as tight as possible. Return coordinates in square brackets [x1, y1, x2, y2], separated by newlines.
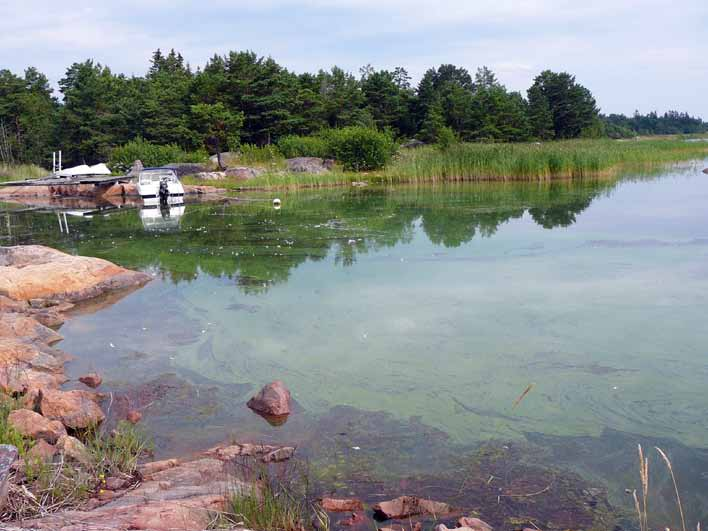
[14, 443, 291, 530]
[0, 245, 151, 302]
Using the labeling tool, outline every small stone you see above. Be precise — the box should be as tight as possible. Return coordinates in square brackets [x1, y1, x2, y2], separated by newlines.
[104, 476, 130, 490]
[79, 372, 103, 388]
[126, 410, 142, 424]
[56, 435, 91, 465]
[321, 497, 364, 512]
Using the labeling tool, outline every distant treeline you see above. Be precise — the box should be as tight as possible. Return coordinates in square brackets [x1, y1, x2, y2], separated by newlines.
[0, 48, 706, 166]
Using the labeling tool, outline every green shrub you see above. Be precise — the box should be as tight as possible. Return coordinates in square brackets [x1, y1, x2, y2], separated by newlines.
[109, 138, 207, 173]
[277, 135, 330, 159]
[437, 126, 459, 150]
[323, 126, 395, 171]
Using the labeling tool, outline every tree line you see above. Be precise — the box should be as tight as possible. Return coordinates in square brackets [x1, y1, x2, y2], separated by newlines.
[0, 48, 706, 167]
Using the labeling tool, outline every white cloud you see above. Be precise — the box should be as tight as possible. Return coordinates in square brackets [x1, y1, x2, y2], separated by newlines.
[0, 0, 706, 116]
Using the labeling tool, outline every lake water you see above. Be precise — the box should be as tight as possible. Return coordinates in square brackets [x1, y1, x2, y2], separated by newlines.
[2, 163, 708, 527]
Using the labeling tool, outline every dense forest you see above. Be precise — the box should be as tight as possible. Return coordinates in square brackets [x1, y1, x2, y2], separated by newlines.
[0, 49, 706, 167]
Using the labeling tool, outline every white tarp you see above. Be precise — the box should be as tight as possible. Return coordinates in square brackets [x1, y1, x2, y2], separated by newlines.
[56, 163, 111, 177]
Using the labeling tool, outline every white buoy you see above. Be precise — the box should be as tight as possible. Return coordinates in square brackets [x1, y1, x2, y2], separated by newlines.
[273, 198, 282, 210]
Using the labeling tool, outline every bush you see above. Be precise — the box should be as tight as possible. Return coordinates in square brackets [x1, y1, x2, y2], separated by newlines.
[109, 138, 208, 173]
[277, 135, 330, 159]
[437, 126, 459, 150]
[322, 126, 396, 171]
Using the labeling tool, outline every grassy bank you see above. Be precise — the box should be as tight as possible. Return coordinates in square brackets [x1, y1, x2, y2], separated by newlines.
[0, 163, 47, 182]
[183, 137, 708, 191]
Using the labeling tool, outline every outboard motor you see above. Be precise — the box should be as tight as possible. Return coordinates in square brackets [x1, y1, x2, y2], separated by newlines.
[159, 178, 169, 205]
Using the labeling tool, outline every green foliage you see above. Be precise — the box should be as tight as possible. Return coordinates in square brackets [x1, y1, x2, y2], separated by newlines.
[84, 421, 153, 477]
[190, 102, 244, 168]
[0, 163, 47, 182]
[0, 395, 32, 455]
[1, 50, 705, 168]
[437, 126, 459, 150]
[238, 143, 284, 165]
[322, 126, 395, 171]
[528, 70, 600, 140]
[109, 137, 207, 173]
[277, 135, 330, 158]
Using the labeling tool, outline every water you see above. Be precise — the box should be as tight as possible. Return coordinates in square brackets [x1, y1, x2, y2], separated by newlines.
[2, 164, 708, 527]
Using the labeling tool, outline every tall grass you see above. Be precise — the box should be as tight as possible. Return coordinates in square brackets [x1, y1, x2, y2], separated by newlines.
[0, 163, 47, 182]
[634, 444, 700, 531]
[185, 138, 708, 191]
[382, 138, 708, 183]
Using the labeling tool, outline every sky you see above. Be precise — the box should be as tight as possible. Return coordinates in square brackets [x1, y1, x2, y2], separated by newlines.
[1, 0, 707, 117]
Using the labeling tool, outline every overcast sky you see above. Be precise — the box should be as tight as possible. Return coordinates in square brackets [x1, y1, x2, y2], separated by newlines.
[1, 0, 706, 117]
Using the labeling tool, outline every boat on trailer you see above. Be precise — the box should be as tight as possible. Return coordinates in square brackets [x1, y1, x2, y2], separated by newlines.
[137, 167, 185, 206]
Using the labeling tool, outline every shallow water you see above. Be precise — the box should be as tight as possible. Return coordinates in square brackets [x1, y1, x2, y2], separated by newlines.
[2, 163, 708, 526]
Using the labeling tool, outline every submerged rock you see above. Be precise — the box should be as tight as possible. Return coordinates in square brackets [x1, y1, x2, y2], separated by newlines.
[457, 517, 493, 531]
[126, 409, 142, 424]
[247, 380, 292, 417]
[703, 168, 708, 174]
[8, 408, 66, 443]
[321, 497, 364, 512]
[373, 496, 451, 520]
[79, 372, 103, 389]
[40, 389, 105, 429]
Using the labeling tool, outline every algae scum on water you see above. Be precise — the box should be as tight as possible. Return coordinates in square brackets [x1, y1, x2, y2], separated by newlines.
[3, 162, 708, 525]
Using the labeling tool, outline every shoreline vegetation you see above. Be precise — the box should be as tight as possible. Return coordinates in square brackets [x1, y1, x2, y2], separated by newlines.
[181, 136, 708, 191]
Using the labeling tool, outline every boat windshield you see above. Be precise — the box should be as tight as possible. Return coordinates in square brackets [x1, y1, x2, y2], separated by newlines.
[139, 170, 177, 184]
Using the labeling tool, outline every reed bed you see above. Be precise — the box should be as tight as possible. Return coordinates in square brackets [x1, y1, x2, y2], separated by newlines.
[0, 163, 47, 182]
[381, 138, 708, 183]
[189, 138, 708, 191]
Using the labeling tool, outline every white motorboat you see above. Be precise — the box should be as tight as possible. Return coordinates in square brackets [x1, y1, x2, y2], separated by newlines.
[137, 167, 185, 205]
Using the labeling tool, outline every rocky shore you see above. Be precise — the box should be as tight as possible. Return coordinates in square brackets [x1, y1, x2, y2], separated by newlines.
[0, 182, 224, 202]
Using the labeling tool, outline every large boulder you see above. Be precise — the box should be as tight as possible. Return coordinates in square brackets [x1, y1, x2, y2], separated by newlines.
[458, 517, 493, 531]
[0, 245, 150, 303]
[209, 152, 239, 167]
[40, 389, 105, 429]
[373, 496, 451, 520]
[8, 409, 67, 443]
[225, 166, 266, 180]
[286, 157, 333, 174]
[247, 380, 291, 417]
[163, 163, 209, 178]
[0, 445, 18, 511]
[194, 171, 226, 180]
[79, 372, 103, 389]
